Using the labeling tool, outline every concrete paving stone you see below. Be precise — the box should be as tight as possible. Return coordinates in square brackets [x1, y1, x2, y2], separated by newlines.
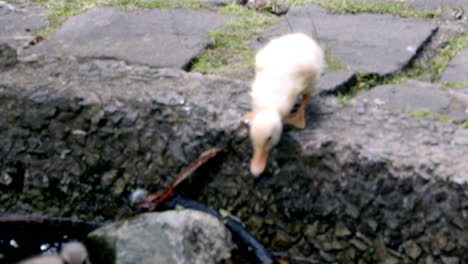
[317, 70, 356, 95]
[250, 4, 438, 75]
[439, 47, 468, 83]
[0, 2, 47, 49]
[25, 7, 233, 69]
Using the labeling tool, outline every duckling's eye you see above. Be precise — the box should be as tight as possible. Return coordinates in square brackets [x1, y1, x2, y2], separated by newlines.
[266, 135, 273, 143]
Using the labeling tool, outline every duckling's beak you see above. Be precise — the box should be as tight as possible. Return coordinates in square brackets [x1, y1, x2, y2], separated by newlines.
[250, 149, 268, 177]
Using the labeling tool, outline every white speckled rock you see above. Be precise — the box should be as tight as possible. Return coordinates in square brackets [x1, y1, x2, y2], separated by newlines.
[87, 210, 234, 264]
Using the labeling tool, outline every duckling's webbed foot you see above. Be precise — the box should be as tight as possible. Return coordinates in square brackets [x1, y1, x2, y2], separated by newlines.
[242, 111, 256, 121]
[284, 111, 306, 129]
[284, 92, 311, 129]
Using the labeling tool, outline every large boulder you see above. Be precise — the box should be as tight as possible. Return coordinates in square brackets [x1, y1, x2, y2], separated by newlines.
[86, 210, 234, 264]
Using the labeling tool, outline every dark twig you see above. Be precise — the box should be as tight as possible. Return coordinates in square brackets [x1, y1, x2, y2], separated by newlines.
[271, 252, 320, 264]
[0, 215, 43, 223]
[139, 148, 222, 211]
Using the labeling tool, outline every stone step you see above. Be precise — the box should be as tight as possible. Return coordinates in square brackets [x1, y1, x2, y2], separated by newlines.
[0, 56, 466, 262]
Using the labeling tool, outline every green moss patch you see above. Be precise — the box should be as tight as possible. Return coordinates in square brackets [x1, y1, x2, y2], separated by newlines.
[340, 32, 468, 97]
[337, 92, 355, 104]
[409, 109, 467, 130]
[461, 121, 468, 129]
[386, 32, 468, 85]
[189, 3, 280, 74]
[411, 109, 453, 122]
[425, 33, 468, 80]
[324, 49, 345, 71]
[441, 80, 468, 89]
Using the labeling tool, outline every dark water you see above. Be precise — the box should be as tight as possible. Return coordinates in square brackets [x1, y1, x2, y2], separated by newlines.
[0, 215, 101, 264]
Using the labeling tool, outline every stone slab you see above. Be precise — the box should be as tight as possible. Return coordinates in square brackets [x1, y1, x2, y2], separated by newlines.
[250, 4, 437, 75]
[317, 70, 356, 95]
[355, 80, 467, 122]
[0, 57, 467, 262]
[0, 2, 47, 49]
[355, 81, 451, 113]
[26, 7, 233, 68]
[439, 47, 468, 83]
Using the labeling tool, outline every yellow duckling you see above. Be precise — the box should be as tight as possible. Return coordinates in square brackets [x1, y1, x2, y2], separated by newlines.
[244, 33, 324, 176]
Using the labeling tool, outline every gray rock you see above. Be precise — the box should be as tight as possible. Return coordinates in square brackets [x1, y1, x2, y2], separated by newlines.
[340, 248, 356, 263]
[250, 4, 437, 75]
[304, 221, 319, 241]
[87, 210, 234, 264]
[0, 2, 47, 49]
[317, 70, 356, 95]
[441, 256, 460, 264]
[350, 239, 368, 251]
[453, 129, 468, 146]
[334, 222, 352, 237]
[0, 170, 13, 185]
[0, 44, 18, 70]
[401, 240, 421, 260]
[26, 7, 233, 69]
[381, 257, 399, 264]
[439, 48, 468, 83]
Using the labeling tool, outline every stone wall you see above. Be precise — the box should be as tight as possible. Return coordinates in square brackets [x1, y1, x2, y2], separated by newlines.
[1, 55, 466, 263]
